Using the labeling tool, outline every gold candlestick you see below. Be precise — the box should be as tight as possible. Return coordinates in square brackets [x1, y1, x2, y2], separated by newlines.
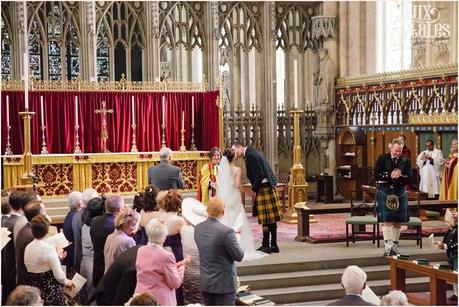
[161, 124, 166, 148]
[284, 109, 314, 224]
[190, 124, 197, 151]
[19, 111, 36, 185]
[4, 126, 13, 155]
[40, 126, 49, 155]
[179, 129, 187, 152]
[131, 124, 138, 152]
[74, 123, 82, 154]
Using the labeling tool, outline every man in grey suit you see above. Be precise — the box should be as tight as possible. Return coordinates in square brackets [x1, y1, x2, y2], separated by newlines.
[327, 265, 375, 306]
[148, 147, 185, 191]
[195, 197, 244, 306]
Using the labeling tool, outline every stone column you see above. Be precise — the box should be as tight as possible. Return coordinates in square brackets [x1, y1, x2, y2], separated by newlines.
[80, 1, 97, 80]
[348, 1, 361, 76]
[338, 2, 347, 77]
[312, 3, 338, 193]
[17, 1, 27, 80]
[146, 1, 160, 81]
[204, 2, 219, 89]
[261, 2, 278, 172]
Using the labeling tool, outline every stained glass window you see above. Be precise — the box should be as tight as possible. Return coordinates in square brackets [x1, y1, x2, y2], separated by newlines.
[97, 22, 110, 81]
[1, 16, 11, 80]
[29, 19, 43, 80]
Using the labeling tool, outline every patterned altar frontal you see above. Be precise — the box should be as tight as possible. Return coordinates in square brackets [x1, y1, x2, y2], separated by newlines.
[2, 152, 209, 197]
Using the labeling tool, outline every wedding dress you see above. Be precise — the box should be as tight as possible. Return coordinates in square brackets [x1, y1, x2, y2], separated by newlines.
[217, 156, 268, 261]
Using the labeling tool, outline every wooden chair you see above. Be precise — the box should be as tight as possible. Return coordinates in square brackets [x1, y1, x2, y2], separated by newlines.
[345, 190, 380, 247]
[401, 192, 423, 248]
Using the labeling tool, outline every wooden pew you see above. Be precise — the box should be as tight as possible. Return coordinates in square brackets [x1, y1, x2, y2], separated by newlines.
[387, 257, 457, 305]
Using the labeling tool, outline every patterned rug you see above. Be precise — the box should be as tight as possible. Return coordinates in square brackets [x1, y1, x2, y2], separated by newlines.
[247, 213, 450, 243]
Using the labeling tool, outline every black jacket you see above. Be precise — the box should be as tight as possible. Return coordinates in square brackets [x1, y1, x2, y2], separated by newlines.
[327, 295, 375, 306]
[95, 245, 142, 305]
[244, 148, 277, 192]
[374, 153, 412, 189]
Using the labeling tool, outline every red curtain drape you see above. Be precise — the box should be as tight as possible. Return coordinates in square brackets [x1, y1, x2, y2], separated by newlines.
[1, 90, 220, 154]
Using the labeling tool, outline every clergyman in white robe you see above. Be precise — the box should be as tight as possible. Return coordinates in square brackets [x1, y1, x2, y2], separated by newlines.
[416, 145, 443, 198]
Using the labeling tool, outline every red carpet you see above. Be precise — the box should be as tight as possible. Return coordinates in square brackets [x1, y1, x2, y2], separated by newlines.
[247, 214, 450, 243]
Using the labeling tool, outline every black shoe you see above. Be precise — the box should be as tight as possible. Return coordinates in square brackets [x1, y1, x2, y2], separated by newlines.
[448, 295, 457, 302]
[257, 245, 271, 254]
[271, 245, 280, 253]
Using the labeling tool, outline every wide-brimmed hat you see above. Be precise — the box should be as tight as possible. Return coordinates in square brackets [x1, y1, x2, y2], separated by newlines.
[182, 198, 207, 226]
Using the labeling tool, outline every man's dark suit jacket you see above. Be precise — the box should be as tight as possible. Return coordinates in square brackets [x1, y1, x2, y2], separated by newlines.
[63, 210, 75, 269]
[147, 161, 185, 191]
[15, 223, 34, 285]
[95, 245, 142, 305]
[1, 214, 19, 304]
[90, 213, 115, 288]
[327, 294, 375, 306]
[244, 147, 277, 192]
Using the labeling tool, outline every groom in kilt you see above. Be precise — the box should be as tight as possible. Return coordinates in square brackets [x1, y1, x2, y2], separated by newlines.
[375, 138, 412, 256]
[232, 144, 282, 254]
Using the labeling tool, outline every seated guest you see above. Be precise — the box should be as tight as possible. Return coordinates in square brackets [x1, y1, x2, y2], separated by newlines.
[80, 198, 104, 305]
[157, 189, 186, 305]
[435, 209, 458, 301]
[327, 265, 375, 306]
[62, 191, 83, 277]
[148, 147, 185, 190]
[134, 185, 159, 245]
[5, 285, 43, 306]
[380, 290, 408, 306]
[104, 207, 140, 272]
[94, 245, 142, 305]
[90, 195, 124, 288]
[134, 219, 187, 306]
[16, 200, 47, 286]
[72, 188, 98, 272]
[24, 215, 74, 305]
[127, 293, 159, 306]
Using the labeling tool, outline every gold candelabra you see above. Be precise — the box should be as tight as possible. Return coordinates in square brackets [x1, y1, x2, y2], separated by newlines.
[131, 124, 138, 152]
[19, 110, 36, 185]
[179, 129, 187, 152]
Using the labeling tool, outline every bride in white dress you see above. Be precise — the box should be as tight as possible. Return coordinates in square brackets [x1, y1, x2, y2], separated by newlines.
[216, 149, 268, 261]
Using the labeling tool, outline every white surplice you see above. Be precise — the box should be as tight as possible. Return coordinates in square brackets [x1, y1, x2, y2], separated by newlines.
[416, 148, 443, 197]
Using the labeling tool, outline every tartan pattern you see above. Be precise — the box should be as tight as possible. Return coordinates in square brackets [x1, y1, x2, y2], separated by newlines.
[254, 186, 282, 225]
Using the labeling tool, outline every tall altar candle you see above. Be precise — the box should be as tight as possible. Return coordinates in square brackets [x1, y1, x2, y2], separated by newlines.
[6, 95, 10, 126]
[131, 96, 135, 125]
[40, 96, 44, 127]
[75, 96, 79, 124]
[191, 96, 195, 126]
[181, 111, 185, 130]
[293, 59, 298, 109]
[24, 53, 29, 109]
[162, 96, 165, 125]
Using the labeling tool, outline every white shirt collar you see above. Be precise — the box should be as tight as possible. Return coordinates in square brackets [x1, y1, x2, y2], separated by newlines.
[243, 147, 247, 157]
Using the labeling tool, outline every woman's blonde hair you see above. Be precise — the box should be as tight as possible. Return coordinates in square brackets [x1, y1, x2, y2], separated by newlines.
[115, 207, 140, 230]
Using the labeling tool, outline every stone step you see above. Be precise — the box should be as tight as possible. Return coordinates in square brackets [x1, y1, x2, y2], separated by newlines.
[237, 252, 446, 276]
[251, 277, 430, 305]
[239, 263, 441, 290]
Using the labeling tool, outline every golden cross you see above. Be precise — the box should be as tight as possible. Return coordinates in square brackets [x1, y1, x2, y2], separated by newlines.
[95, 101, 113, 153]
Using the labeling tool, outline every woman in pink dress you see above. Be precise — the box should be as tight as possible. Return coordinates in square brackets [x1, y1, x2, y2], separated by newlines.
[134, 219, 190, 306]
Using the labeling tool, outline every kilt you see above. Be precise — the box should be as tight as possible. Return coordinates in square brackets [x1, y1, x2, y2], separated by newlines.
[376, 185, 409, 223]
[254, 185, 282, 225]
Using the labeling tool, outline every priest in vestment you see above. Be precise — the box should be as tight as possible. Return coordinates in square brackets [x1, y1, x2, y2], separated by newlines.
[416, 139, 443, 198]
[440, 139, 458, 200]
[197, 147, 221, 205]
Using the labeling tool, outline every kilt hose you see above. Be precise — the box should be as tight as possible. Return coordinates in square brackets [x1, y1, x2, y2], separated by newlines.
[254, 185, 282, 225]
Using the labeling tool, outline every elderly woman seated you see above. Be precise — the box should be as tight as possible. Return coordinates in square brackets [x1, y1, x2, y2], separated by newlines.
[104, 207, 140, 273]
[134, 219, 189, 306]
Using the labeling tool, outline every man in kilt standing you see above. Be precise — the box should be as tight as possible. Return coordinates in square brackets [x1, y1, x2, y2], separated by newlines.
[232, 144, 282, 254]
[375, 139, 412, 256]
